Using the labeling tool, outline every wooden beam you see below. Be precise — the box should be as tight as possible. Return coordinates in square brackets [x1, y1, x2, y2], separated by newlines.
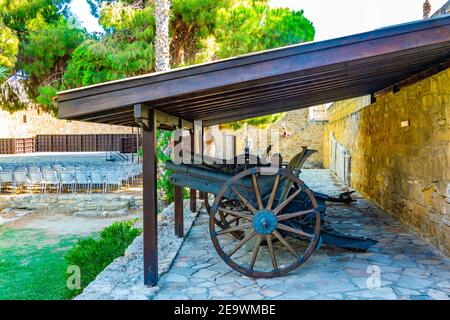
[77, 108, 131, 122]
[155, 109, 179, 129]
[134, 104, 150, 131]
[140, 107, 158, 286]
[374, 60, 450, 96]
[182, 119, 193, 130]
[189, 128, 197, 213]
[57, 18, 450, 120]
[202, 88, 372, 126]
[157, 46, 448, 113]
[57, 15, 450, 105]
[174, 119, 184, 238]
[168, 51, 446, 116]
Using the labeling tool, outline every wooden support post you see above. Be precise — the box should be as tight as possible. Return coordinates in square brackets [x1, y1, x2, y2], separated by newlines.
[131, 126, 134, 163]
[201, 126, 205, 161]
[198, 125, 205, 199]
[231, 135, 237, 159]
[189, 129, 197, 213]
[138, 106, 158, 286]
[174, 120, 184, 238]
[174, 185, 184, 237]
[190, 189, 197, 213]
[137, 127, 141, 164]
[136, 127, 140, 163]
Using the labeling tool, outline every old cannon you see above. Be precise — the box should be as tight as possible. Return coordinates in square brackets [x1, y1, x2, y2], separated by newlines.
[166, 148, 376, 278]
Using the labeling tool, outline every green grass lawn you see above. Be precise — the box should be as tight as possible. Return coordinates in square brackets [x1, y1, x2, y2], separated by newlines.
[0, 226, 79, 300]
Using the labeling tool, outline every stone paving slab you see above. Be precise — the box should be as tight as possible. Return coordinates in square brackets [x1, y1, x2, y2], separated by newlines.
[153, 170, 450, 300]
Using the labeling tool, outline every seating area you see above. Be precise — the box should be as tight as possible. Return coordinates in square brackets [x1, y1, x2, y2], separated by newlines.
[0, 161, 142, 194]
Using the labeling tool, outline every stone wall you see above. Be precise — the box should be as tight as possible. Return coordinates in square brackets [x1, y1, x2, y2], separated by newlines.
[322, 68, 450, 256]
[0, 194, 143, 219]
[0, 107, 132, 139]
[206, 108, 326, 167]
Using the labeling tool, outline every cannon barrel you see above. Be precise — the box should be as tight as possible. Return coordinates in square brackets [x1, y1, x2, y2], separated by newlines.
[166, 161, 255, 196]
[166, 161, 279, 199]
[166, 161, 233, 184]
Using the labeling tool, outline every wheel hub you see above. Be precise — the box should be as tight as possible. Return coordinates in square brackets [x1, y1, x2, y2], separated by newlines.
[252, 210, 277, 235]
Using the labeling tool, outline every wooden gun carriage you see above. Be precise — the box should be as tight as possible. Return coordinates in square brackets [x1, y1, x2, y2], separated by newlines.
[166, 148, 376, 278]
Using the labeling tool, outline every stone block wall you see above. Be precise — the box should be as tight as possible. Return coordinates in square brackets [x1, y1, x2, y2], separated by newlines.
[0, 107, 132, 139]
[206, 108, 326, 167]
[322, 68, 450, 256]
[0, 194, 143, 219]
[268, 109, 326, 167]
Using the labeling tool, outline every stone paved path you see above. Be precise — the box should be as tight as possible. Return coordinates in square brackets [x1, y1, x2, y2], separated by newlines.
[153, 170, 450, 300]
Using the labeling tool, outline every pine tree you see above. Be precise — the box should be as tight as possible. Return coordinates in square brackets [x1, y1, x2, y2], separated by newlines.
[1, 0, 315, 124]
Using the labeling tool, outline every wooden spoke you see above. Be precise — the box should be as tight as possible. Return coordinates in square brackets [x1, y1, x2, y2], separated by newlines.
[229, 231, 256, 257]
[273, 230, 298, 258]
[277, 209, 315, 221]
[231, 186, 257, 213]
[218, 210, 227, 224]
[252, 174, 264, 210]
[218, 207, 253, 221]
[273, 188, 302, 215]
[276, 223, 313, 239]
[216, 223, 252, 235]
[227, 216, 240, 225]
[266, 235, 278, 271]
[266, 175, 280, 210]
[249, 235, 263, 270]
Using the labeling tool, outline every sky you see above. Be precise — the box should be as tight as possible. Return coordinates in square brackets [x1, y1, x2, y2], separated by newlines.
[69, 0, 102, 32]
[70, 0, 449, 40]
[269, 0, 449, 40]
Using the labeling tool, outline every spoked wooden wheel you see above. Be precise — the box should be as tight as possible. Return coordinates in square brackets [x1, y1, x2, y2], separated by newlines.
[203, 193, 246, 240]
[209, 167, 321, 278]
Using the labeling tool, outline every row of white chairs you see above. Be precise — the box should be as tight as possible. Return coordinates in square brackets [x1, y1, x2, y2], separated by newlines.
[0, 164, 142, 194]
[0, 162, 139, 172]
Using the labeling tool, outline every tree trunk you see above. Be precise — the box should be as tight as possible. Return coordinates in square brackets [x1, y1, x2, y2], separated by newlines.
[423, 0, 432, 18]
[154, 0, 171, 72]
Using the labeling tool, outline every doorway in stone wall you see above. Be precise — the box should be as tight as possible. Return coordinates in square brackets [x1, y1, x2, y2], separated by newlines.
[330, 131, 351, 186]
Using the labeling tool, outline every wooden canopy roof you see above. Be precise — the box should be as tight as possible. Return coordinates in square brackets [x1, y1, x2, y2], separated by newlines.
[57, 15, 450, 127]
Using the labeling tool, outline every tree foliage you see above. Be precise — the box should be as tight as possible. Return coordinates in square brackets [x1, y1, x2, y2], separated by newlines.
[1, 0, 315, 126]
[0, 66, 8, 81]
[215, 4, 315, 58]
[0, 23, 19, 70]
[62, 1, 154, 88]
[169, 0, 229, 66]
[64, 220, 141, 298]
[0, 0, 84, 114]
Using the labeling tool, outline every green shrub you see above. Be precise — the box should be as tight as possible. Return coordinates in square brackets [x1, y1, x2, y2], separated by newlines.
[64, 220, 141, 298]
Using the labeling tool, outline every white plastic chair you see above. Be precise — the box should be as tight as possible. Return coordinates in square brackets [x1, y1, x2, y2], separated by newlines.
[60, 172, 75, 194]
[106, 171, 122, 193]
[0, 171, 13, 193]
[27, 171, 43, 193]
[42, 171, 61, 194]
[75, 172, 91, 193]
[28, 166, 40, 173]
[13, 171, 28, 193]
[90, 171, 106, 194]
